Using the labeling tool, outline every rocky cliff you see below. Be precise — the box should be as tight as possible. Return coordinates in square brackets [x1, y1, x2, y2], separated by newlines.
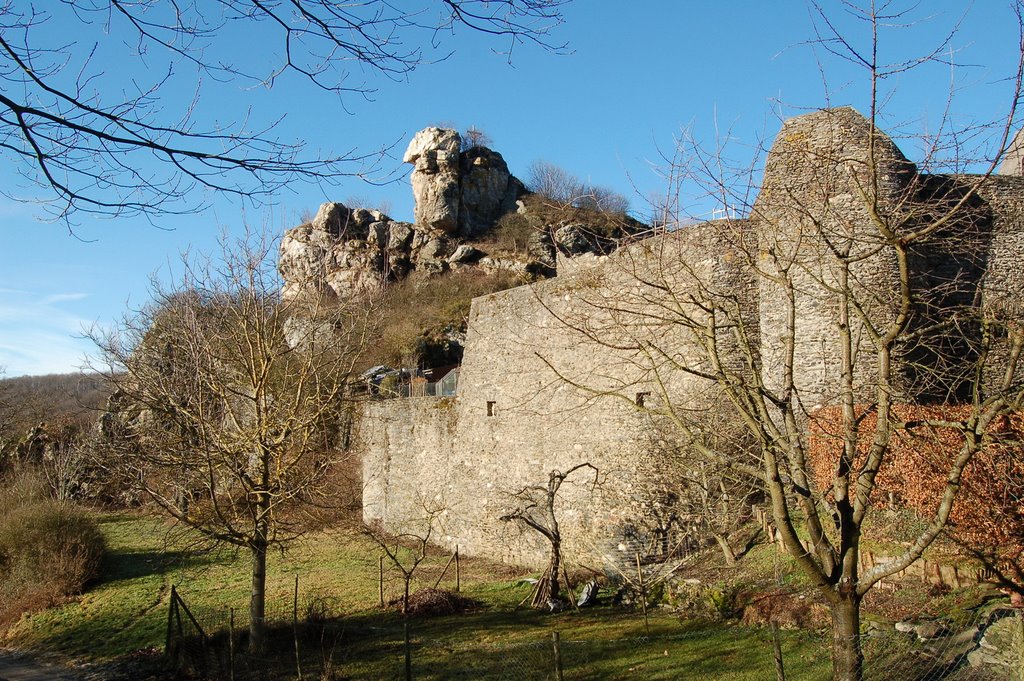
[279, 127, 649, 305]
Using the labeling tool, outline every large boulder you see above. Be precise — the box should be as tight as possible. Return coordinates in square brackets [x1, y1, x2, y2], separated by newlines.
[405, 128, 463, 233]
[279, 202, 417, 301]
[459, 146, 525, 237]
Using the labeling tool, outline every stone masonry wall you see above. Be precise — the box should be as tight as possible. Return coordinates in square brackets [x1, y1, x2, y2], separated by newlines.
[359, 107, 1024, 573]
[360, 222, 755, 570]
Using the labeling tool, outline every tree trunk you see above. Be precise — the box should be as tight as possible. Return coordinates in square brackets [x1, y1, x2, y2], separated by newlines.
[548, 538, 562, 603]
[249, 539, 268, 654]
[830, 595, 863, 681]
[714, 533, 737, 566]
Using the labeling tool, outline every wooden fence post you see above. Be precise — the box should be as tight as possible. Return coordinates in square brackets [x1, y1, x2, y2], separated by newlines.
[432, 550, 458, 590]
[635, 553, 650, 636]
[1015, 609, 1024, 681]
[294, 575, 303, 680]
[228, 608, 235, 681]
[770, 621, 786, 681]
[379, 554, 385, 607]
[552, 631, 564, 681]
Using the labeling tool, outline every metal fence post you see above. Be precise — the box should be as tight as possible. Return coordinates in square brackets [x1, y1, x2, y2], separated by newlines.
[166, 585, 177, 658]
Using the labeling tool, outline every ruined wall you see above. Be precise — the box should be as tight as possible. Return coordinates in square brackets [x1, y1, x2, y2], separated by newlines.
[358, 107, 1024, 572]
[752, 107, 914, 407]
[976, 175, 1024, 394]
[361, 222, 756, 569]
[361, 398, 458, 542]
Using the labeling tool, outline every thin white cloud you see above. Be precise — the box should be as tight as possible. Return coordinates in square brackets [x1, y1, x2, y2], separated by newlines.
[41, 292, 89, 305]
[0, 289, 98, 376]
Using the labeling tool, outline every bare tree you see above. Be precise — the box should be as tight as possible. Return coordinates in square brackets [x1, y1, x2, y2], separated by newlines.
[616, 413, 761, 566]
[533, 4, 1024, 679]
[462, 125, 493, 150]
[500, 462, 598, 608]
[527, 160, 629, 214]
[671, 455, 761, 566]
[365, 499, 446, 681]
[92, 229, 373, 653]
[527, 160, 582, 206]
[0, 1, 568, 227]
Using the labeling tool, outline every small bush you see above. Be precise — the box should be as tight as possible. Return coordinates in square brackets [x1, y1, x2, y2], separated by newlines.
[485, 213, 538, 256]
[0, 473, 105, 627]
[707, 583, 744, 619]
[369, 268, 523, 367]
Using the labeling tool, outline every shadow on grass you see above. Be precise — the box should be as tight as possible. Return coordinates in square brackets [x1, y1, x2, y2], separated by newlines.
[241, 606, 829, 681]
[100, 549, 217, 584]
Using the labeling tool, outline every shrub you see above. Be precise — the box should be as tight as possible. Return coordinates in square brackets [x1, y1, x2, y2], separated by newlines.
[808, 405, 1024, 584]
[485, 213, 538, 256]
[0, 473, 105, 627]
[516, 192, 648, 245]
[526, 160, 629, 215]
[369, 268, 523, 368]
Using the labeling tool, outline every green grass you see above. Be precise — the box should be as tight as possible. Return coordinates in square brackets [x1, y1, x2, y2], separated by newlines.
[2, 512, 832, 679]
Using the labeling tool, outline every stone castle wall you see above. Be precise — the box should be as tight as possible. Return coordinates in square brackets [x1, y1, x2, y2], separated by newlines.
[358, 108, 1024, 571]
[361, 223, 756, 568]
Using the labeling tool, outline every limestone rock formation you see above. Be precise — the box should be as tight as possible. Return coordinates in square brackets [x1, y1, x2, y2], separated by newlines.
[280, 127, 648, 305]
[404, 127, 462, 233]
[279, 202, 416, 302]
[999, 127, 1024, 175]
[403, 127, 526, 237]
[458, 146, 525, 237]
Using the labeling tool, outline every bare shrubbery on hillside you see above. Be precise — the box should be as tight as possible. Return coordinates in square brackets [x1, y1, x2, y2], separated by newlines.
[372, 268, 523, 368]
[527, 160, 629, 215]
[484, 213, 538, 256]
[0, 470, 105, 628]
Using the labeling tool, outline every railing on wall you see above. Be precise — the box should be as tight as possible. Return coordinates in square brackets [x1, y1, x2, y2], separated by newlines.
[376, 367, 459, 399]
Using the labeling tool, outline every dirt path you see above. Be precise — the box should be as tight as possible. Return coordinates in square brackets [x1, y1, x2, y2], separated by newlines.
[1, 648, 171, 681]
[0, 651, 79, 681]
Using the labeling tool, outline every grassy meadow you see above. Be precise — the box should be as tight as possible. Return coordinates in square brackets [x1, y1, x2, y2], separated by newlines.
[1, 511, 834, 679]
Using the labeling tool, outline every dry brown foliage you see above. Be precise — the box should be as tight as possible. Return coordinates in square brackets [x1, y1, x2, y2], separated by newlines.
[808, 406, 1024, 576]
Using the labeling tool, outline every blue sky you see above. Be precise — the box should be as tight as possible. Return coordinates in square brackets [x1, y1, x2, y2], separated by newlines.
[2, 1, 1022, 376]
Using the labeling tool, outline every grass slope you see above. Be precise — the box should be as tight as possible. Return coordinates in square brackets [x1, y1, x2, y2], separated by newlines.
[3, 512, 832, 679]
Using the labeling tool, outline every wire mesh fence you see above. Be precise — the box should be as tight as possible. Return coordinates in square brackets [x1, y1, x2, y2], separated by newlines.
[162, 581, 1024, 681]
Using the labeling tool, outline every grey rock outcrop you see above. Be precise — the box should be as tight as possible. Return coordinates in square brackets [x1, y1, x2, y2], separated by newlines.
[999, 127, 1024, 175]
[279, 202, 417, 301]
[404, 127, 463, 233]
[448, 244, 484, 265]
[968, 613, 1023, 671]
[458, 146, 525, 237]
[281, 128, 648, 305]
[404, 127, 526, 238]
